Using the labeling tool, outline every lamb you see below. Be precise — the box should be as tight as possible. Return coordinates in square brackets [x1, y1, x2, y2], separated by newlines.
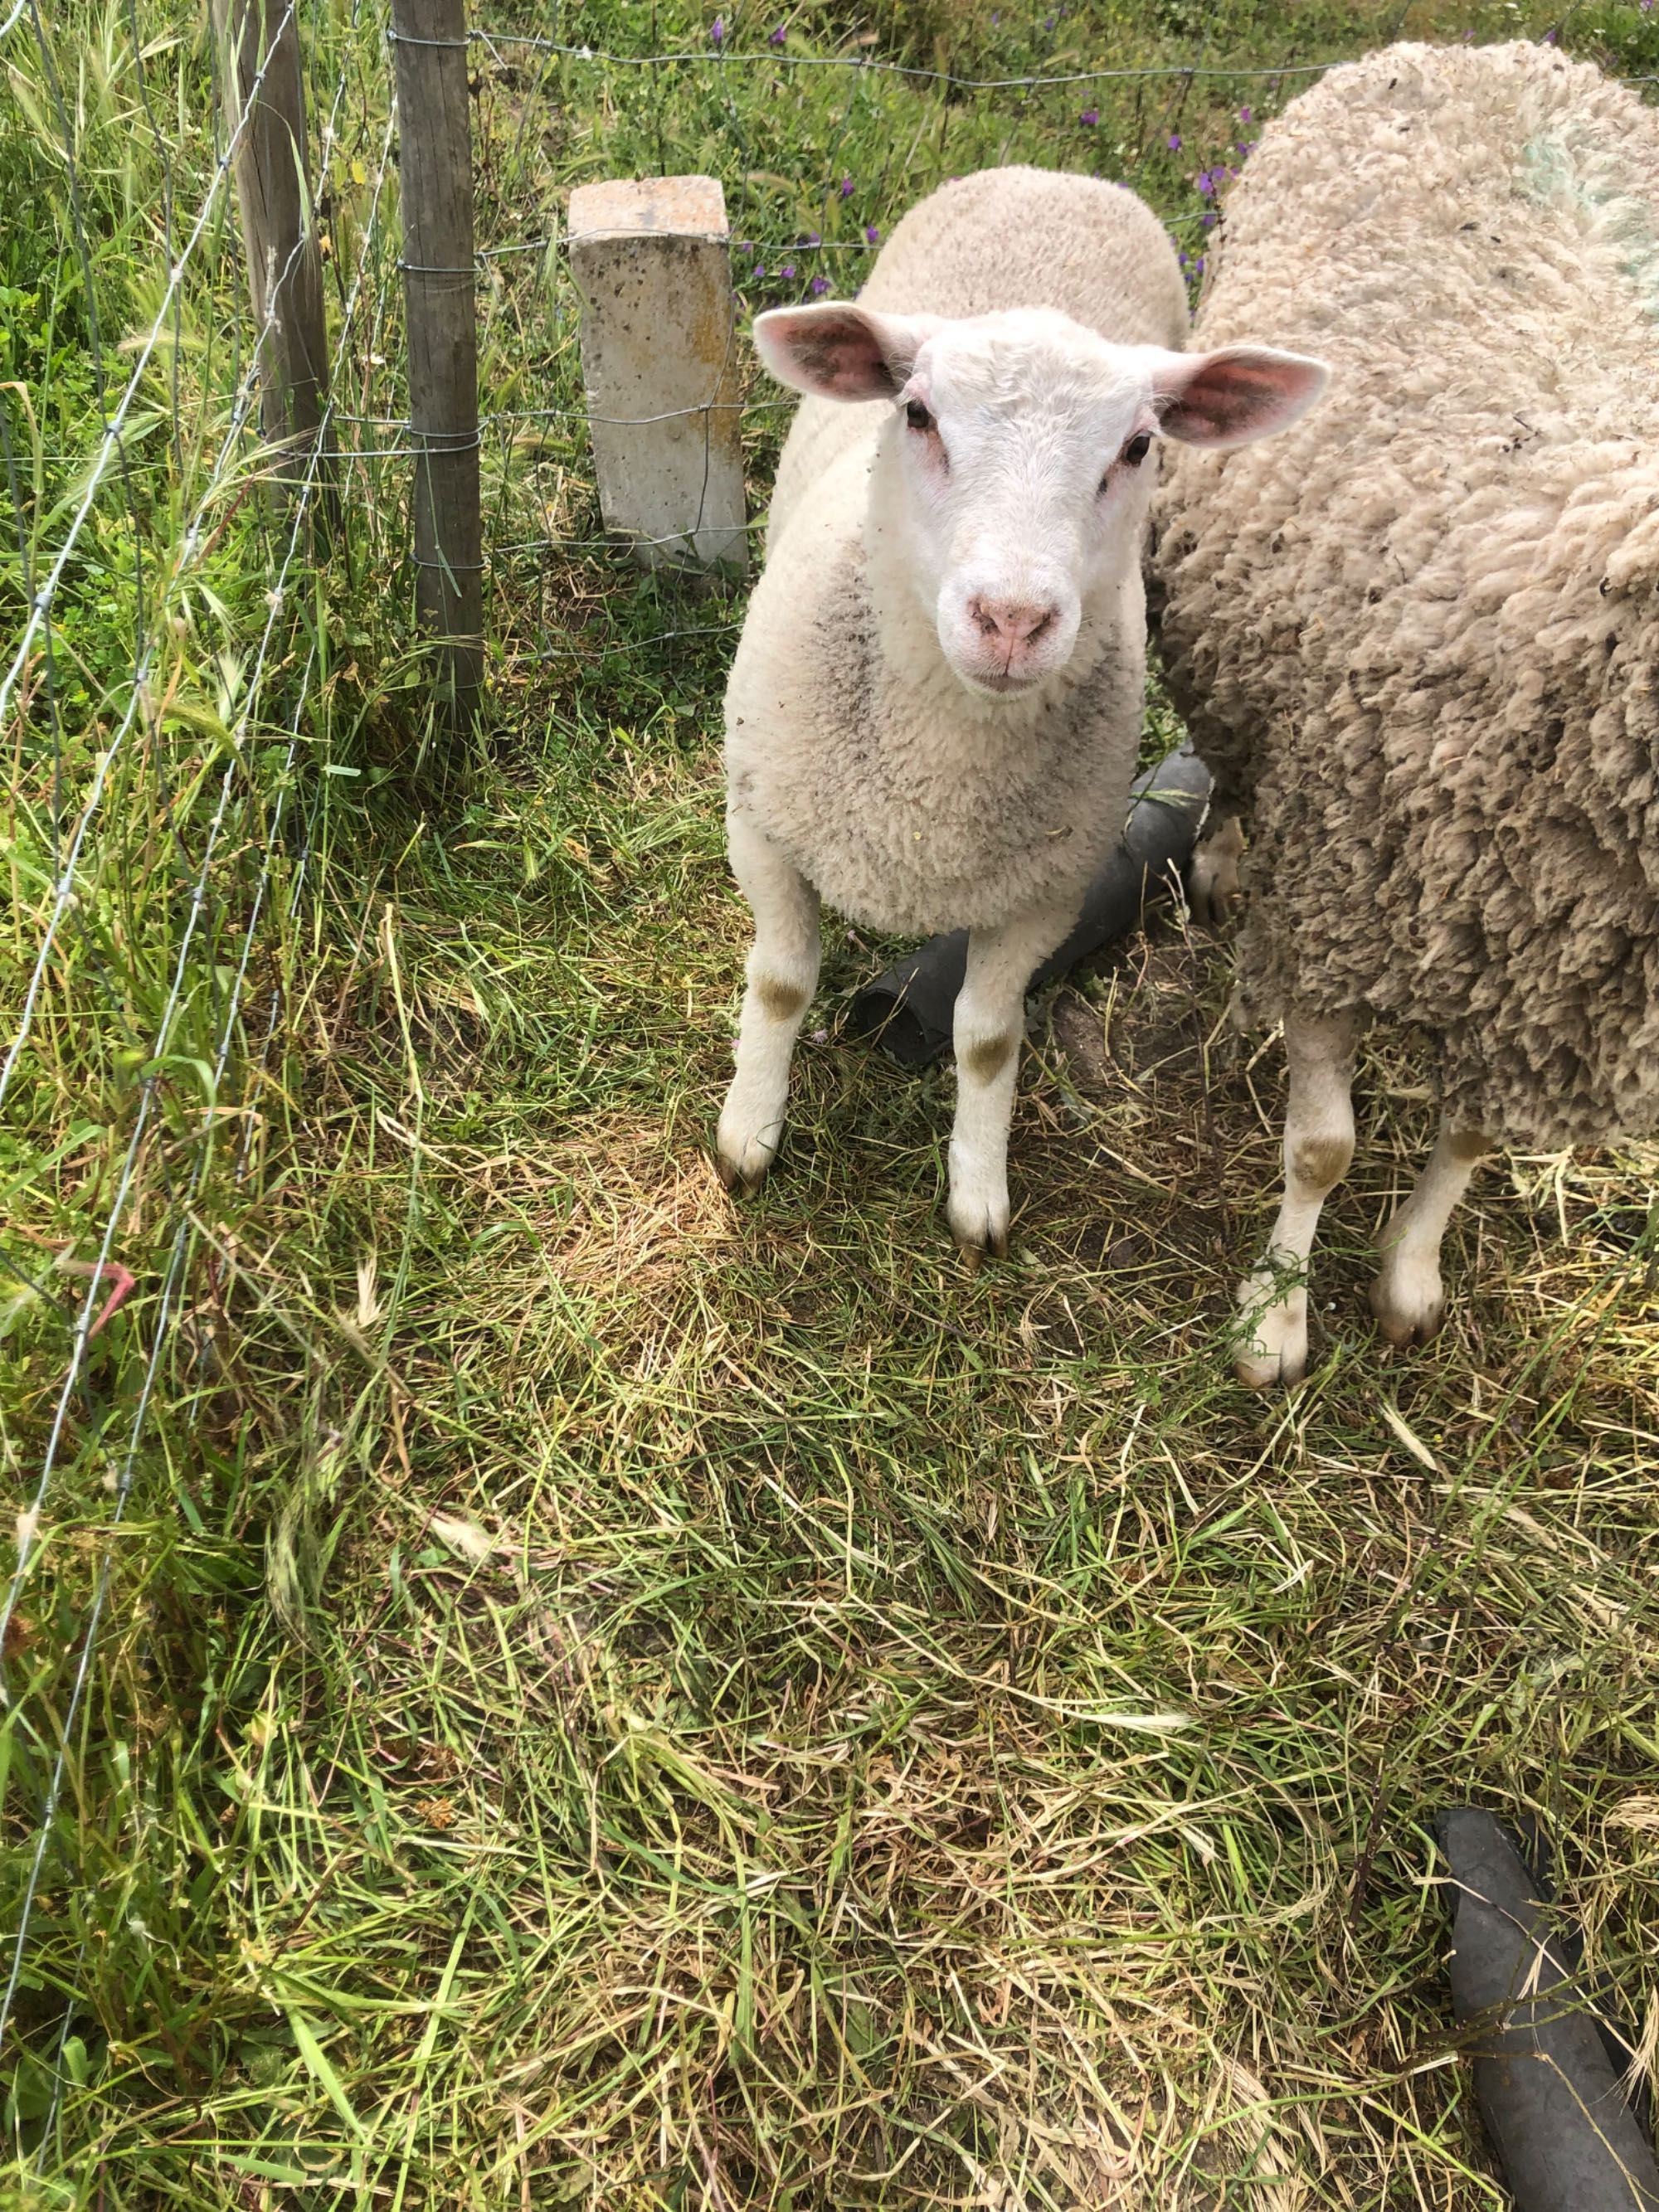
[717, 164, 1324, 1252]
[1152, 40, 1659, 1384]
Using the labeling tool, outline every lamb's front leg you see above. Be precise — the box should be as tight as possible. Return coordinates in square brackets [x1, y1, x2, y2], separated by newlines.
[1235, 1009, 1356, 1388]
[716, 811, 820, 1195]
[946, 903, 1075, 1258]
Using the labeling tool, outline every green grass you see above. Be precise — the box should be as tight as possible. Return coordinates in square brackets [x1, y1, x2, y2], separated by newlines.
[4, 0, 1659, 2204]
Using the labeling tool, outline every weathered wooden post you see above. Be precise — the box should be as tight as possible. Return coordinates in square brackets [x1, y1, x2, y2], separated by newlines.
[390, 0, 484, 727]
[567, 177, 749, 576]
[213, 0, 331, 502]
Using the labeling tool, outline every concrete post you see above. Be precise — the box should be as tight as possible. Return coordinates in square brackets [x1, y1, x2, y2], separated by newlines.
[567, 176, 749, 576]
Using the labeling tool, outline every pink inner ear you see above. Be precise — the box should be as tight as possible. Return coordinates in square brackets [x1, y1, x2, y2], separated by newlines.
[771, 310, 893, 399]
[1155, 346, 1327, 447]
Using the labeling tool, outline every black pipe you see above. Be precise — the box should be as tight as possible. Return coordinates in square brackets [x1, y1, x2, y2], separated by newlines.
[1434, 1807, 1659, 2211]
[846, 743, 1212, 1067]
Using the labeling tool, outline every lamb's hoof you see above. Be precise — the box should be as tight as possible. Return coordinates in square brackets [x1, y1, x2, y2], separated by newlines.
[1370, 1263, 1446, 1348]
[715, 1150, 766, 1197]
[1235, 1342, 1308, 1391]
[714, 1124, 778, 1198]
[947, 1186, 1010, 1263]
[1233, 1286, 1308, 1390]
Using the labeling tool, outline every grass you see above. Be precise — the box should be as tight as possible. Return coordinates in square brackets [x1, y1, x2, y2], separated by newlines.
[4, 0, 1659, 2203]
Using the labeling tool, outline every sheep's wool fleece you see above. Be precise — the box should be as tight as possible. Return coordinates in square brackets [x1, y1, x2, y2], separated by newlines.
[1153, 41, 1659, 1150]
[727, 168, 1188, 938]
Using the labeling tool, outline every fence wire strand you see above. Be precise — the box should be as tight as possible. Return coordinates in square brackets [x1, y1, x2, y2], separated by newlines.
[0, 0, 401, 2102]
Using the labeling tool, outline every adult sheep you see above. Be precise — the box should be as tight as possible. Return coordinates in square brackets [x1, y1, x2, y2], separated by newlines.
[1154, 41, 1659, 1385]
[718, 165, 1323, 1253]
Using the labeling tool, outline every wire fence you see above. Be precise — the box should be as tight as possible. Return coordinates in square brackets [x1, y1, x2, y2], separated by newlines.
[457, 19, 1659, 662]
[0, 0, 405, 2155]
[4, 0, 1659, 2174]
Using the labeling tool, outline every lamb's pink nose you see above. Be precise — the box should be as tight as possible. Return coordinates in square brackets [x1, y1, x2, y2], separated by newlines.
[969, 596, 1060, 653]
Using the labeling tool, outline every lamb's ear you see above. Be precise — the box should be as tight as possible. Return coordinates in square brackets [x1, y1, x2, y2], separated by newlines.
[753, 304, 943, 402]
[1151, 344, 1329, 448]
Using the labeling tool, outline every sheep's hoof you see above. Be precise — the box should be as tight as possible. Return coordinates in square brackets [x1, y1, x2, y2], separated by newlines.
[1233, 1285, 1308, 1389]
[714, 1098, 782, 1198]
[1370, 1266, 1446, 1348]
[952, 1224, 1009, 1268]
[715, 1153, 756, 1196]
[714, 1141, 773, 1198]
[1188, 819, 1245, 928]
[1234, 1343, 1307, 1391]
[947, 1190, 1010, 1263]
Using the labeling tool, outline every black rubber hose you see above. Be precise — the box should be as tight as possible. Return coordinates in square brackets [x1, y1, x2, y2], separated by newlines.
[1433, 1807, 1659, 2211]
[846, 743, 1213, 1067]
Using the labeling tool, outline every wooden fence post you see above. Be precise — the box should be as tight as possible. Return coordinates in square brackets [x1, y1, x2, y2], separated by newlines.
[213, 0, 331, 503]
[568, 177, 749, 576]
[389, 0, 484, 730]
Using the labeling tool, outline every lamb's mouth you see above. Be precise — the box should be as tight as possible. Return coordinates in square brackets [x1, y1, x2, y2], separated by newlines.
[959, 667, 1042, 698]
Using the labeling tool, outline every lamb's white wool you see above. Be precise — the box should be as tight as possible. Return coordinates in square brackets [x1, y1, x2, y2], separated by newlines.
[1152, 40, 1659, 1382]
[719, 165, 1321, 1248]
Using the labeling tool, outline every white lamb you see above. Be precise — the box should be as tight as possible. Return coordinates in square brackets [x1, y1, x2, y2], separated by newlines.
[1153, 41, 1659, 1384]
[718, 164, 1324, 1252]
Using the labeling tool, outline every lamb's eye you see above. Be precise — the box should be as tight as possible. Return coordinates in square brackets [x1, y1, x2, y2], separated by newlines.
[1121, 430, 1153, 466]
[905, 398, 933, 432]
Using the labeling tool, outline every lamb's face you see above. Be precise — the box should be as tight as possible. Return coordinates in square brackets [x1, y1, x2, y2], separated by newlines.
[891, 314, 1156, 697]
[754, 299, 1329, 702]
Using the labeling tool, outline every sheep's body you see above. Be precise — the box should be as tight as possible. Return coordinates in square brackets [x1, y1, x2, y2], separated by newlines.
[1151, 39, 1659, 1381]
[728, 168, 1188, 940]
[1155, 40, 1659, 1151]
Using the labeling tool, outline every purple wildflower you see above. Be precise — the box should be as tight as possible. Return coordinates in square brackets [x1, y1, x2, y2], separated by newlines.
[864, 223, 880, 245]
[1167, 131, 1181, 151]
[839, 176, 854, 198]
[804, 231, 821, 246]
[1044, 12, 1054, 27]
[1542, 27, 1557, 41]
[768, 22, 786, 44]
[1238, 105, 1252, 124]
[780, 263, 795, 279]
[1194, 255, 1205, 275]
[809, 275, 830, 296]
[1178, 250, 1190, 268]
[709, 14, 725, 45]
[1200, 210, 1216, 229]
[1196, 169, 1215, 197]
[1080, 107, 1099, 125]
[752, 263, 765, 279]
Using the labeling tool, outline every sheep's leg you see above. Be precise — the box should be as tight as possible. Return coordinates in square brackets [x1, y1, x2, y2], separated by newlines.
[716, 812, 820, 1195]
[1370, 1121, 1490, 1346]
[1188, 809, 1244, 926]
[946, 903, 1073, 1259]
[1235, 1009, 1356, 1388]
